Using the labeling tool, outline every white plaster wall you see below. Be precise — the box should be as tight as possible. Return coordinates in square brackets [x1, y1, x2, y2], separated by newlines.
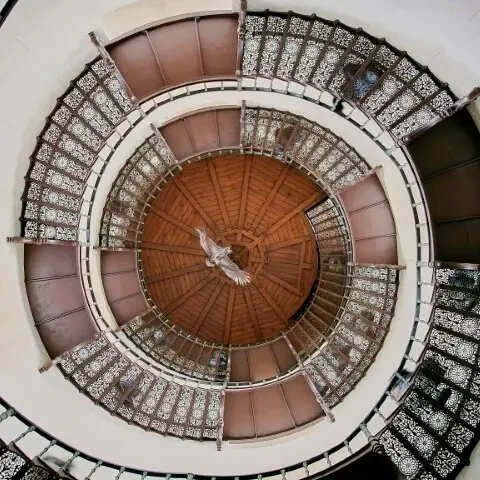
[100, 0, 480, 116]
[0, 0, 477, 476]
[458, 443, 480, 480]
[249, 0, 480, 98]
[102, 0, 236, 40]
[0, 83, 419, 474]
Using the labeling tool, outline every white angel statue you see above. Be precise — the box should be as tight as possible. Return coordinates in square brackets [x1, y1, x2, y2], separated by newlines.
[195, 228, 252, 286]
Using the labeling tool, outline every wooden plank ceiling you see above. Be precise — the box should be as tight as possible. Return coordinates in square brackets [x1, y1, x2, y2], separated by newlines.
[141, 154, 325, 344]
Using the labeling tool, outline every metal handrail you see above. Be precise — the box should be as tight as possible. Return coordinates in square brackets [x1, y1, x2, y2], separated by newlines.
[17, 78, 434, 476]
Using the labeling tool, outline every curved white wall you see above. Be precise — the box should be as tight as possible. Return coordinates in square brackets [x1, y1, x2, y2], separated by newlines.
[0, 0, 477, 477]
[0, 85, 418, 475]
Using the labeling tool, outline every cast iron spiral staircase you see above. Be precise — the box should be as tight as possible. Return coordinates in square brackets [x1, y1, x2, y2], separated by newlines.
[2, 4, 479, 480]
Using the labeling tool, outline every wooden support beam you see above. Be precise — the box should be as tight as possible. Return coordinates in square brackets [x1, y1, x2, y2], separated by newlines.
[223, 287, 236, 343]
[207, 159, 231, 227]
[146, 264, 207, 284]
[149, 205, 197, 236]
[267, 235, 311, 251]
[191, 279, 224, 336]
[250, 165, 289, 232]
[173, 178, 225, 242]
[244, 288, 262, 340]
[253, 277, 289, 325]
[250, 191, 321, 249]
[140, 243, 204, 256]
[237, 155, 251, 241]
[265, 272, 304, 296]
[163, 271, 215, 314]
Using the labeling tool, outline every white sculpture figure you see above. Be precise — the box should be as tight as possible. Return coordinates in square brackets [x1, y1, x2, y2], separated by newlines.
[195, 228, 252, 286]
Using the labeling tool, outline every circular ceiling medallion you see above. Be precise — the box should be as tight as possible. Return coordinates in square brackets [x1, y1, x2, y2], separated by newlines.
[140, 154, 325, 345]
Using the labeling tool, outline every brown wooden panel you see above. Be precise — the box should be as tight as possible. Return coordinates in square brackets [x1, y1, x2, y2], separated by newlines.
[109, 34, 165, 100]
[223, 391, 255, 439]
[339, 174, 386, 213]
[25, 244, 77, 280]
[216, 108, 241, 146]
[184, 111, 220, 152]
[409, 110, 480, 179]
[340, 173, 397, 265]
[197, 16, 237, 76]
[36, 309, 96, 358]
[141, 154, 323, 344]
[102, 271, 142, 302]
[109, 293, 148, 325]
[435, 219, 480, 264]
[101, 251, 137, 274]
[247, 345, 279, 381]
[229, 349, 250, 382]
[251, 385, 295, 437]
[147, 20, 203, 86]
[348, 203, 396, 239]
[24, 244, 97, 358]
[26, 277, 85, 324]
[108, 16, 237, 100]
[425, 161, 480, 223]
[161, 120, 196, 160]
[281, 374, 323, 425]
[270, 337, 297, 371]
[355, 237, 398, 265]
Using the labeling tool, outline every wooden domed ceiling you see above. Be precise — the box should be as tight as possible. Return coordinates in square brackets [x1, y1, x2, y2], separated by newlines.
[141, 154, 325, 344]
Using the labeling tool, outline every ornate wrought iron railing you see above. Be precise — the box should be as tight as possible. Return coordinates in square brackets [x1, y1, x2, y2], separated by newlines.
[56, 334, 222, 441]
[241, 11, 455, 142]
[21, 59, 134, 243]
[10, 6, 469, 474]
[2, 264, 477, 478]
[378, 263, 480, 479]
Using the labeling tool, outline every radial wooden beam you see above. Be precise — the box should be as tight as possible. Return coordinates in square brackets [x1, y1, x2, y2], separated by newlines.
[149, 205, 196, 236]
[146, 264, 207, 284]
[250, 165, 289, 232]
[173, 178, 223, 240]
[267, 235, 311, 251]
[244, 288, 262, 340]
[223, 287, 236, 343]
[252, 279, 289, 325]
[163, 271, 215, 314]
[265, 272, 304, 296]
[207, 159, 231, 228]
[267, 191, 322, 235]
[296, 241, 307, 290]
[249, 191, 321, 250]
[191, 279, 224, 336]
[141, 243, 204, 256]
[237, 156, 251, 241]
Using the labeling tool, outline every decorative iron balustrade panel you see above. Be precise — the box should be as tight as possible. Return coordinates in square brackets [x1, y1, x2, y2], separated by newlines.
[306, 266, 398, 407]
[23, 59, 133, 241]
[58, 335, 221, 440]
[379, 266, 480, 479]
[122, 312, 228, 382]
[242, 107, 369, 193]
[242, 12, 455, 140]
[0, 442, 56, 480]
[100, 134, 176, 248]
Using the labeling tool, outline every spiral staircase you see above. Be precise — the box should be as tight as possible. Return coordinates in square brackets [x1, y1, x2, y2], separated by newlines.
[1, 1, 479, 480]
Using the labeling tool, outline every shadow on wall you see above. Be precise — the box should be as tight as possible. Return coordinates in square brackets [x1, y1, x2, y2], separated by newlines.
[323, 449, 405, 479]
